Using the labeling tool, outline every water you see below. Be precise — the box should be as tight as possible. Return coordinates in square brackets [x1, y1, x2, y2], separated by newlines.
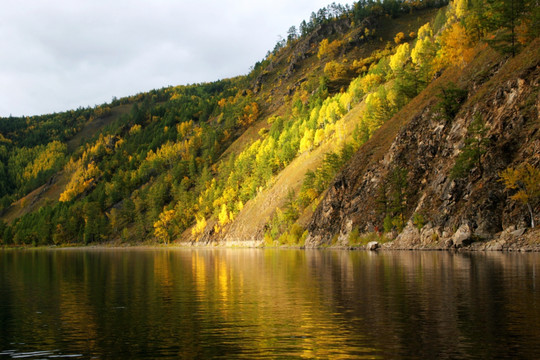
[0, 248, 539, 359]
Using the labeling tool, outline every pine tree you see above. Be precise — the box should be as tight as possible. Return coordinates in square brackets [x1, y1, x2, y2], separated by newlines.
[451, 114, 490, 179]
[485, 0, 530, 56]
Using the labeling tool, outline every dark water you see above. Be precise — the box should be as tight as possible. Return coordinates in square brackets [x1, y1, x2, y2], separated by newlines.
[0, 249, 539, 359]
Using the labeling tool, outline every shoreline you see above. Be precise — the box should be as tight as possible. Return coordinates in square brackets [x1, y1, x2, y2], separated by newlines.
[2, 237, 539, 252]
[1, 226, 539, 252]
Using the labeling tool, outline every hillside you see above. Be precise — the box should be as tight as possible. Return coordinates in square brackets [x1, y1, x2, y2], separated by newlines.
[306, 39, 540, 249]
[0, 0, 538, 248]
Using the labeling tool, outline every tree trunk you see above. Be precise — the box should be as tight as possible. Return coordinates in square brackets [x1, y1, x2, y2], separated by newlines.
[528, 202, 535, 228]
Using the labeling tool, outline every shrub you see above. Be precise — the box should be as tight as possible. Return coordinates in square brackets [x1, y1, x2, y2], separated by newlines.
[436, 82, 468, 120]
[349, 227, 361, 245]
[413, 213, 425, 230]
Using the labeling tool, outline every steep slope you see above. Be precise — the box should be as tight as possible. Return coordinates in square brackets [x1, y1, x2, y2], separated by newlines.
[305, 39, 540, 248]
[1, 104, 134, 223]
[5, 2, 436, 246]
[1, 0, 538, 249]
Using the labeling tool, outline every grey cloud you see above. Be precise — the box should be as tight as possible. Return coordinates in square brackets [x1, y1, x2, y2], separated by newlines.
[1, 0, 348, 116]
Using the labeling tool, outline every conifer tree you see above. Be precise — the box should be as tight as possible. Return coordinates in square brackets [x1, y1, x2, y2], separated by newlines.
[451, 114, 490, 179]
[485, 0, 530, 56]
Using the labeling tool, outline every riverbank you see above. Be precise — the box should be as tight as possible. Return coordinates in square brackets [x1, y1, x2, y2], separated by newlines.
[374, 226, 540, 252]
[2, 226, 539, 251]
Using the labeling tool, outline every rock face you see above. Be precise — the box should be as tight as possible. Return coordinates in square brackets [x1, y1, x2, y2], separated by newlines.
[452, 224, 472, 248]
[305, 41, 540, 248]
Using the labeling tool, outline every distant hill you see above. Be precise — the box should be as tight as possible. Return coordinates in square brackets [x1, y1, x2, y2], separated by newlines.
[1, 0, 538, 248]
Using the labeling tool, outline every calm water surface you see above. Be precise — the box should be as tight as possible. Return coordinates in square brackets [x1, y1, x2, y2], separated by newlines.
[0, 248, 539, 359]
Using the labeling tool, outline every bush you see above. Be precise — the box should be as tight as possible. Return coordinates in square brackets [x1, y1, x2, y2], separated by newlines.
[436, 83, 468, 120]
[277, 223, 307, 246]
[349, 227, 361, 245]
[413, 213, 425, 230]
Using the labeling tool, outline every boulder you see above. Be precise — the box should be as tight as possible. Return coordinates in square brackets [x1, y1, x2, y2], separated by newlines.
[420, 224, 441, 245]
[452, 224, 473, 248]
[395, 221, 420, 246]
[367, 241, 379, 251]
[511, 228, 527, 237]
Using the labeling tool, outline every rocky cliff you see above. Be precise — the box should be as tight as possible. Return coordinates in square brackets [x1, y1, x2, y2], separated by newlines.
[305, 40, 540, 249]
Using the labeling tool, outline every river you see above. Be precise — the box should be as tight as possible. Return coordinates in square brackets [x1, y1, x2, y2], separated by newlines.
[0, 248, 539, 359]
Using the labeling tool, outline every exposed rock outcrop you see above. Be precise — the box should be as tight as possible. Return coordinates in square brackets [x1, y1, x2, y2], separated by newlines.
[305, 40, 540, 249]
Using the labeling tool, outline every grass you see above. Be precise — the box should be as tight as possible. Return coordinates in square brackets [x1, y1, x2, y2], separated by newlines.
[348, 228, 388, 247]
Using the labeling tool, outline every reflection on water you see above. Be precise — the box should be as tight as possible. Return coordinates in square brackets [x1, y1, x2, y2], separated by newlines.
[0, 249, 539, 359]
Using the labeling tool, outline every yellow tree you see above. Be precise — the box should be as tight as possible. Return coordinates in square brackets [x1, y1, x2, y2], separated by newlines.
[318, 39, 342, 59]
[299, 129, 314, 153]
[499, 164, 540, 228]
[240, 102, 260, 126]
[411, 23, 435, 66]
[436, 22, 475, 68]
[394, 32, 405, 44]
[154, 209, 175, 244]
[389, 43, 410, 73]
[324, 61, 347, 80]
[218, 204, 230, 226]
[318, 39, 330, 59]
[191, 215, 207, 240]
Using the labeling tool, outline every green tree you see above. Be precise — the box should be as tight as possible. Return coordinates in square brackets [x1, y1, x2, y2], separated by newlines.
[436, 82, 468, 120]
[485, 0, 531, 56]
[389, 167, 408, 231]
[451, 114, 490, 179]
[83, 201, 102, 244]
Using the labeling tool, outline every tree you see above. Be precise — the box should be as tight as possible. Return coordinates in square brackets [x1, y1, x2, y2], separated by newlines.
[394, 32, 405, 44]
[287, 26, 298, 44]
[191, 216, 207, 240]
[300, 20, 308, 36]
[317, 39, 342, 59]
[389, 43, 410, 73]
[83, 201, 102, 244]
[451, 114, 491, 178]
[107, 208, 122, 234]
[389, 167, 408, 231]
[154, 209, 175, 244]
[218, 204, 230, 226]
[394, 63, 427, 101]
[436, 82, 468, 120]
[121, 197, 136, 223]
[324, 61, 347, 80]
[363, 86, 394, 133]
[485, 0, 530, 56]
[437, 22, 475, 67]
[377, 167, 409, 232]
[499, 164, 540, 228]
[411, 23, 436, 68]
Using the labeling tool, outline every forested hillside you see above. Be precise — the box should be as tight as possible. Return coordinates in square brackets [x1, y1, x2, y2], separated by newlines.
[0, 0, 538, 247]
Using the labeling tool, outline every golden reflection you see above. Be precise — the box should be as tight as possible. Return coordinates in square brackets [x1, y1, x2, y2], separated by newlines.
[217, 256, 229, 303]
[2, 249, 539, 359]
[153, 250, 173, 288]
[192, 250, 207, 296]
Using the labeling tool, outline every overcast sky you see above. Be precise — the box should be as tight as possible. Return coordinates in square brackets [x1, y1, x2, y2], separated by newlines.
[0, 0, 353, 117]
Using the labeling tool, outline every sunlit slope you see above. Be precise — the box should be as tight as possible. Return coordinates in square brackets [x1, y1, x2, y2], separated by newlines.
[4, 0, 537, 247]
[306, 38, 540, 248]
[1, 103, 133, 224]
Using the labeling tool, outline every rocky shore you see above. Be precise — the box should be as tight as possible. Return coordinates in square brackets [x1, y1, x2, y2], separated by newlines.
[367, 225, 540, 252]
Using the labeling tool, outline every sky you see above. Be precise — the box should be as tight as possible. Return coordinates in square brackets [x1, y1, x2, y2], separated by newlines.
[0, 0, 353, 117]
